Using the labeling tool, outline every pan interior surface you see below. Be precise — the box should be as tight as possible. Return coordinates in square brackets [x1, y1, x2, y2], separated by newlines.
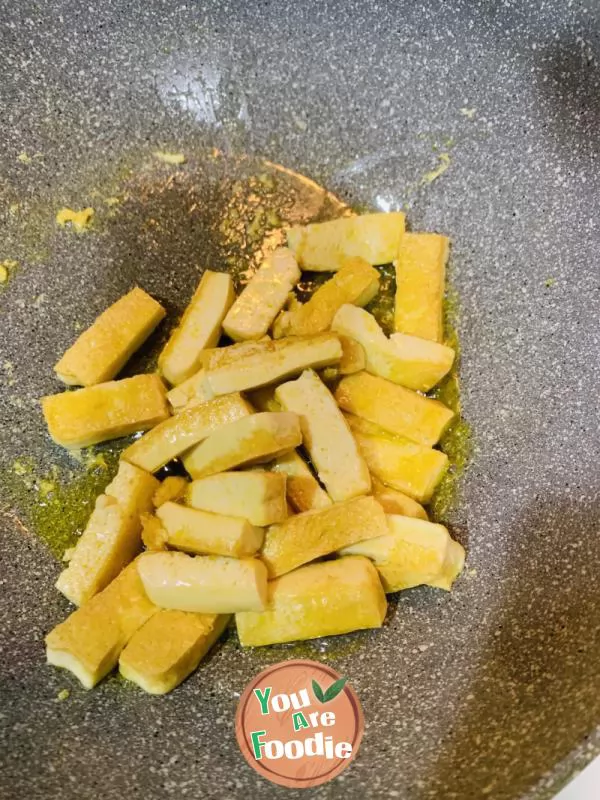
[1, 2, 600, 799]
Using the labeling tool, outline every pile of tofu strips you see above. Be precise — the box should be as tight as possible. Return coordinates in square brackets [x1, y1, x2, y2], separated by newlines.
[41, 211, 465, 694]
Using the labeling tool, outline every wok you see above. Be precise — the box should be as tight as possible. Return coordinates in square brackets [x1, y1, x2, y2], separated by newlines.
[1, 1, 599, 798]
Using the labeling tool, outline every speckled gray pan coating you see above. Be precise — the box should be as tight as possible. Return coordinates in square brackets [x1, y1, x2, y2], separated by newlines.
[1, 1, 600, 798]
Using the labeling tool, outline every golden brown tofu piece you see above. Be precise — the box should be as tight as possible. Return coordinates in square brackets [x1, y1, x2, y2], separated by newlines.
[236, 556, 387, 646]
[122, 392, 253, 472]
[158, 270, 234, 385]
[156, 501, 264, 557]
[54, 287, 166, 387]
[332, 304, 453, 392]
[223, 248, 301, 341]
[41, 374, 170, 449]
[371, 478, 428, 520]
[46, 561, 159, 689]
[341, 515, 464, 593]
[275, 369, 370, 502]
[287, 212, 406, 271]
[202, 337, 273, 371]
[261, 495, 388, 577]
[275, 258, 380, 337]
[166, 369, 214, 413]
[346, 414, 448, 503]
[204, 334, 342, 396]
[137, 551, 267, 613]
[270, 450, 332, 512]
[335, 371, 454, 447]
[429, 539, 466, 590]
[182, 412, 302, 479]
[55, 461, 159, 606]
[388, 332, 455, 390]
[186, 471, 287, 526]
[119, 610, 229, 694]
[394, 233, 449, 342]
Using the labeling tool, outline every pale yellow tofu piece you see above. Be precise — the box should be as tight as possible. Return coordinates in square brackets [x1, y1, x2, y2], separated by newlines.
[55, 461, 159, 606]
[137, 551, 267, 613]
[371, 477, 428, 520]
[428, 539, 465, 590]
[186, 471, 287, 526]
[122, 393, 253, 473]
[119, 610, 229, 694]
[236, 556, 387, 646]
[166, 369, 214, 412]
[55, 502, 132, 606]
[388, 332, 455, 390]
[346, 414, 448, 503]
[41, 374, 170, 450]
[54, 287, 166, 387]
[46, 561, 159, 689]
[287, 212, 406, 271]
[204, 334, 342, 396]
[223, 248, 300, 341]
[335, 371, 454, 446]
[103, 459, 161, 515]
[156, 501, 264, 557]
[341, 515, 463, 592]
[158, 270, 234, 385]
[394, 233, 449, 342]
[182, 412, 302, 479]
[202, 337, 272, 370]
[331, 304, 448, 392]
[152, 476, 189, 508]
[275, 369, 370, 502]
[261, 494, 387, 577]
[339, 335, 366, 374]
[275, 258, 380, 337]
[270, 450, 332, 512]
[247, 386, 281, 412]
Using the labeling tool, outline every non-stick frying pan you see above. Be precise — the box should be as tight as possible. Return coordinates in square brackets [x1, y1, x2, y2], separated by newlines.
[1, 2, 599, 798]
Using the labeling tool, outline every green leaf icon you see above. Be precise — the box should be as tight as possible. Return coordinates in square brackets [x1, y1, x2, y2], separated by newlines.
[323, 677, 347, 702]
[312, 677, 347, 703]
[312, 679, 325, 703]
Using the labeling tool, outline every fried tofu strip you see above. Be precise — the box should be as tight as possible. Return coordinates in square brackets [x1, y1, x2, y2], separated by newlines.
[122, 393, 253, 473]
[182, 412, 302, 479]
[335, 371, 454, 447]
[46, 561, 158, 689]
[332, 304, 454, 391]
[274, 258, 380, 337]
[186, 471, 287, 526]
[287, 212, 406, 271]
[158, 270, 234, 385]
[275, 369, 370, 501]
[42, 374, 169, 449]
[119, 610, 229, 694]
[223, 248, 300, 341]
[55, 461, 159, 606]
[346, 414, 448, 503]
[394, 233, 448, 342]
[261, 495, 388, 577]
[341, 515, 464, 592]
[137, 551, 267, 613]
[204, 334, 342, 396]
[236, 557, 387, 646]
[55, 287, 166, 386]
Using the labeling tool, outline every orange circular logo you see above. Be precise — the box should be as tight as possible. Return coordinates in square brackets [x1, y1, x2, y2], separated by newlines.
[235, 659, 364, 788]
